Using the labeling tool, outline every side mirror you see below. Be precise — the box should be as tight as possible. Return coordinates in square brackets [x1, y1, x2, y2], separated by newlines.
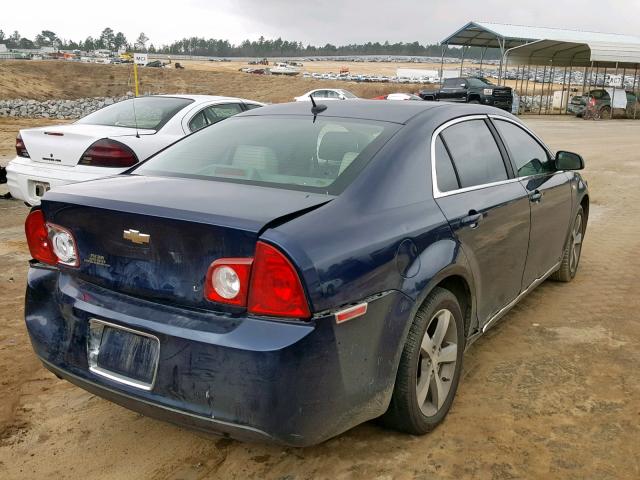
[460, 83, 467, 88]
[339, 94, 346, 100]
[555, 151, 585, 170]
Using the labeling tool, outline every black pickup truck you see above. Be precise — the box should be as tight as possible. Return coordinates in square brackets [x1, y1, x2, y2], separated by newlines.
[419, 77, 513, 111]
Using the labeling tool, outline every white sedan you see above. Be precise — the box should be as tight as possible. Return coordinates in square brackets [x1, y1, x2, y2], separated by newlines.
[294, 89, 358, 102]
[7, 94, 263, 205]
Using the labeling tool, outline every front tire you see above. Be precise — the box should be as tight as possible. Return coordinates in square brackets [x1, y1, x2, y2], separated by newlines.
[382, 287, 464, 434]
[552, 206, 585, 282]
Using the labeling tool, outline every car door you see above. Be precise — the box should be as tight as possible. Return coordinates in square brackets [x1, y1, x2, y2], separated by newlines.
[440, 79, 467, 102]
[186, 103, 244, 133]
[432, 116, 531, 324]
[491, 116, 572, 287]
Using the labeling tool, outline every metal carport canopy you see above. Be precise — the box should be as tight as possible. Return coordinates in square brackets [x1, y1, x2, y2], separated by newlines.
[505, 39, 640, 68]
[442, 21, 640, 50]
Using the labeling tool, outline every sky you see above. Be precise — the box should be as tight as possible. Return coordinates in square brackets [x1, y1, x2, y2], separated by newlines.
[1, 0, 638, 47]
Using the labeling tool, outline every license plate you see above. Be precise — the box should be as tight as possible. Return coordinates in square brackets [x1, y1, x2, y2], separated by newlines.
[87, 319, 160, 390]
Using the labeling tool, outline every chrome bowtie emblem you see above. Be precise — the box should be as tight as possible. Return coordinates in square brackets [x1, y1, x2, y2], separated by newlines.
[123, 229, 150, 245]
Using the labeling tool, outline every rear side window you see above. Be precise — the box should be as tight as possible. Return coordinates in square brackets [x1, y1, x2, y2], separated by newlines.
[493, 120, 553, 177]
[434, 137, 459, 192]
[189, 103, 244, 132]
[77, 97, 194, 130]
[443, 79, 463, 88]
[440, 120, 508, 188]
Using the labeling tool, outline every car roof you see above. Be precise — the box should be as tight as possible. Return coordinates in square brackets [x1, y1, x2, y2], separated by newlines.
[152, 94, 261, 105]
[243, 99, 445, 124]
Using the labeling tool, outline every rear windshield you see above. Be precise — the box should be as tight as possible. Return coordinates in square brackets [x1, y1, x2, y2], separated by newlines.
[132, 115, 398, 194]
[77, 97, 194, 130]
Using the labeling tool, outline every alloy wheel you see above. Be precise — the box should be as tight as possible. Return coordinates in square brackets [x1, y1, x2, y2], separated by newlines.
[570, 213, 583, 274]
[416, 309, 458, 417]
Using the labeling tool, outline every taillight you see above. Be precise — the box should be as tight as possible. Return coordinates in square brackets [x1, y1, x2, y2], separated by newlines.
[248, 242, 311, 319]
[204, 242, 311, 319]
[205, 258, 253, 306]
[16, 133, 30, 158]
[25, 210, 79, 267]
[47, 223, 79, 266]
[79, 139, 138, 168]
[25, 210, 56, 265]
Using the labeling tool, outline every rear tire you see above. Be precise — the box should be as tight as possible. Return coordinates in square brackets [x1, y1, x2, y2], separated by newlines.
[381, 287, 464, 435]
[468, 99, 481, 104]
[600, 106, 612, 120]
[552, 206, 585, 282]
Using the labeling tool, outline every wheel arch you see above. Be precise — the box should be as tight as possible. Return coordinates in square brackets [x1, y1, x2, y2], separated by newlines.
[580, 193, 589, 228]
[408, 260, 477, 340]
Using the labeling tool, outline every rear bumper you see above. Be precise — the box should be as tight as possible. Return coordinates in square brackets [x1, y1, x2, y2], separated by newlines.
[25, 266, 413, 446]
[568, 104, 586, 115]
[6, 157, 125, 205]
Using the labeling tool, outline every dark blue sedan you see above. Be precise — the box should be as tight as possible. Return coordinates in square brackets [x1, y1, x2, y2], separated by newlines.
[23, 100, 588, 446]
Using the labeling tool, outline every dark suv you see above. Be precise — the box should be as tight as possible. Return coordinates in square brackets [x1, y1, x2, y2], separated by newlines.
[419, 77, 513, 111]
[568, 89, 639, 119]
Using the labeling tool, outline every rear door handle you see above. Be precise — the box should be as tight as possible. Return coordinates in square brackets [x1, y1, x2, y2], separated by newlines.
[461, 211, 483, 229]
[529, 190, 543, 203]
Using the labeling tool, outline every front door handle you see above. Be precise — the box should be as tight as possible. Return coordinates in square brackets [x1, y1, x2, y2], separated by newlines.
[461, 210, 483, 229]
[529, 190, 543, 203]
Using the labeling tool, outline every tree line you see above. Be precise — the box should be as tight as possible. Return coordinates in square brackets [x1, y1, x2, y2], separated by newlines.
[0, 28, 500, 60]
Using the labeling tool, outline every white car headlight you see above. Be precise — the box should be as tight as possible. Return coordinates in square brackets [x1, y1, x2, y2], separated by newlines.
[483, 88, 494, 96]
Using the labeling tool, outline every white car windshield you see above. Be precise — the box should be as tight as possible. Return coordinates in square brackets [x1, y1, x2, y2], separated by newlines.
[77, 97, 194, 130]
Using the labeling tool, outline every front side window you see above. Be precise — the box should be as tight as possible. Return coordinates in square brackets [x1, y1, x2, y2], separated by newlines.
[440, 120, 508, 188]
[133, 116, 398, 195]
[494, 120, 553, 177]
[78, 97, 194, 130]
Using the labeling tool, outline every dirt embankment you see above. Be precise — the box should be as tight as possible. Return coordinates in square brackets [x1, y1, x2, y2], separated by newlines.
[0, 60, 422, 103]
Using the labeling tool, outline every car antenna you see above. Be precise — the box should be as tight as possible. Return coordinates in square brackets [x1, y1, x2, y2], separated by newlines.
[310, 94, 327, 119]
[131, 95, 140, 138]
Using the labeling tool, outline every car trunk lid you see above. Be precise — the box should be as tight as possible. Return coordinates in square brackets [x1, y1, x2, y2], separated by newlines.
[41, 175, 332, 311]
[21, 124, 154, 167]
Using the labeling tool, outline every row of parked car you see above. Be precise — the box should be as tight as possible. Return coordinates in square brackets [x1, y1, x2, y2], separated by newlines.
[301, 72, 440, 84]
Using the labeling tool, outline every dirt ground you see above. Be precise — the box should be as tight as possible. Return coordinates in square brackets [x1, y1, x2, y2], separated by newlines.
[0, 60, 555, 103]
[0, 115, 639, 479]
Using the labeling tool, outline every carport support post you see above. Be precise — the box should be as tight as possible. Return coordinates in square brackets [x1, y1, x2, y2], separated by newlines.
[459, 45, 467, 76]
[610, 63, 618, 118]
[523, 64, 531, 114]
[479, 47, 487, 76]
[498, 37, 506, 85]
[560, 65, 568, 115]
[539, 65, 547, 115]
[545, 65, 555, 113]
[633, 64, 638, 119]
[564, 61, 574, 115]
[439, 43, 446, 87]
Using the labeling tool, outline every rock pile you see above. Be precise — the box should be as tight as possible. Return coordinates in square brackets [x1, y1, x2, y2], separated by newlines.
[0, 94, 134, 119]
